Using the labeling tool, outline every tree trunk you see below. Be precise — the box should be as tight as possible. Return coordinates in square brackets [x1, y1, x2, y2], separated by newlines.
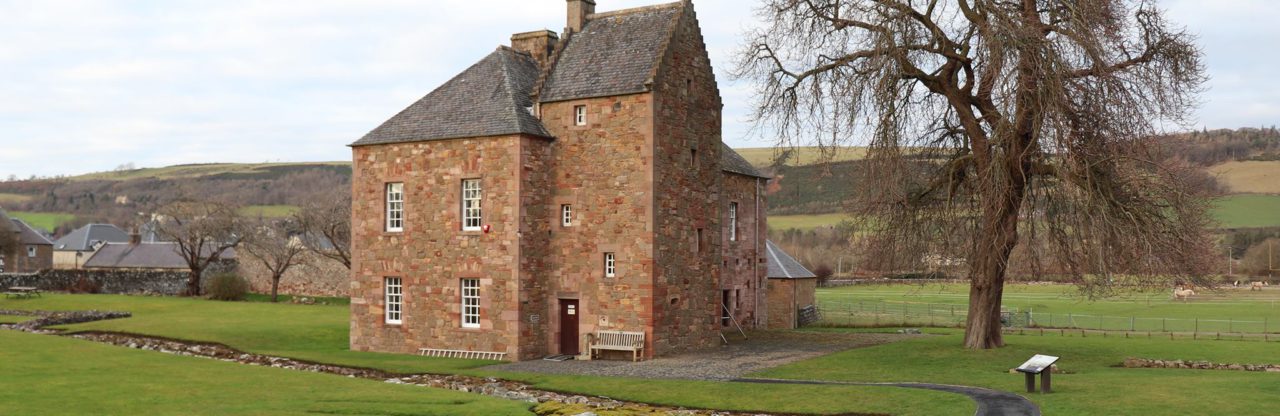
[963, 176, 1026, 349]
[271, 274, 281, 303]
[185, 268, 203, 297]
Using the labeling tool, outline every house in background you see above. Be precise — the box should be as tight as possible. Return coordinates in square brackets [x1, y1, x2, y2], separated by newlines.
[53, 224, 131, 269]
[0, 210, 54, 273]
[764, 240, 818, 330]
[349, 0, 772, 361]
[83, 237, 236, 272]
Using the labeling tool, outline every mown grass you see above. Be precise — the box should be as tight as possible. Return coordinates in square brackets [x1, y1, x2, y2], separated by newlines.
[0, 294, 971, 416]
[0, 314, 34, 324]
[8, 211, 76, 231]
[759, 327, 1280, 415]
[734, 146, 867, 167]
[0, 330, 532, 416]
[239, 204, 300, 218]
[1209, 160, 1280, 194]
[1212, 194, 1280, 229]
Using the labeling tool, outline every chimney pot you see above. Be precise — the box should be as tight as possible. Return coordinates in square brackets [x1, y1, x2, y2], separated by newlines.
[566, 0, 596, 33]
[510, 30, 560, 69]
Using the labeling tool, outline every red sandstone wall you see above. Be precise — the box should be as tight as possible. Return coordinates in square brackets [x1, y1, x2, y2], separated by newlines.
[349, 136, 537, 358]
[721, 173, 767, 329]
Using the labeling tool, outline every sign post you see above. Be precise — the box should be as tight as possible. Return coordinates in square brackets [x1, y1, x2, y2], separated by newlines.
[1015, 354, 1060, 393]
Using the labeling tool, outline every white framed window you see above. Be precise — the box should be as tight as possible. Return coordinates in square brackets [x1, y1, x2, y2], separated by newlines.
[461, 278, 480, 328]
[384, 277, 403, 324]
[461, 179, 482, 231]
[728, 202, 738, 241]
[27, 246, 36, 258]
[561, 204, 573, 227]
[604, 252, 616, 277]
[385, 183, 404, 232]
[574, 105, 587, 126]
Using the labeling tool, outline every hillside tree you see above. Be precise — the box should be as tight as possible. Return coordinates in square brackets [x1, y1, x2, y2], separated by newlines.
[242, 218, 308, 302]
[294, 193, 351, 269]
[736, 0, 1215, 348]
[153, 200, 244, 296]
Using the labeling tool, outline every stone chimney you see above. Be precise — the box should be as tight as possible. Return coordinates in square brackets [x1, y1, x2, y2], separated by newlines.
[129, 229, 141, 245]
[566, 0, 596, 33]
[510, 30, 559, 69]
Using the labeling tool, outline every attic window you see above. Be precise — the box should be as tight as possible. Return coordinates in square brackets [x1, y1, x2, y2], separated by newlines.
[574, 105, 587, 126]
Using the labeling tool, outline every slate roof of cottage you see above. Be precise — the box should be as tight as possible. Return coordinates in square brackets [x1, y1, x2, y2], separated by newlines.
[538, 3, 683, 103]
[54, 224, 131, 251]
[721, 144, 770, 178]
[351, 47, 552, 146]
[83, 242, 236, 270]
[765, 240, 816, 279]
[7, 218, 53, 246]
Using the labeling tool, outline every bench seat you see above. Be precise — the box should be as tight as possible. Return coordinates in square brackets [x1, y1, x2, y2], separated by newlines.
[588, 330, 646, 361]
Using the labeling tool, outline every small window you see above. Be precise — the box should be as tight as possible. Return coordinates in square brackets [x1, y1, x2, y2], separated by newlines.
[385, 183, 404, 232]
[574, 105, 587, 126]
[728, 202, 738, 241]
[561, 204, 573, 227]
[604, 252, 616, 277]
[462, 179, 482, 231]
[696, 228, 704, 253]
[690, 148, 698, 166]
[384, 277, 403, 324]
[461, 278, 480, 328]
[27, 246, 36, 258]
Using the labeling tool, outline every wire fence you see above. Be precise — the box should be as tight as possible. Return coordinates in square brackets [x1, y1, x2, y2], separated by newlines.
[817, 299, 1280, 335]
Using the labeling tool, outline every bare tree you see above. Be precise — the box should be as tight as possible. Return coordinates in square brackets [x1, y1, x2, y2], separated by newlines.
[293, 193, 351, 269]
[153, 200, 243, 296]
[736, 0, 1215, 348]
[242, 218, 307, 302]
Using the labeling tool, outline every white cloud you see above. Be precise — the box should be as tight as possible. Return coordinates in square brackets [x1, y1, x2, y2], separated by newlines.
[0, 0, 1273, 179]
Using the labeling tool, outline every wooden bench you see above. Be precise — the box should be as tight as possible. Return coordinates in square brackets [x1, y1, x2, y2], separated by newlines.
[4, 287, 40, 299]
[588, 330, 645, 361]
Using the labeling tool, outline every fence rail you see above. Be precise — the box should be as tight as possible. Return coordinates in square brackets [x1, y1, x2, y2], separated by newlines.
[818, 299, 1280, 335]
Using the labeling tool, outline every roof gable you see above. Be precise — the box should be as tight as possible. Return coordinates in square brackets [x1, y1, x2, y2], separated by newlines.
[352, 47, 552, 146]
[765, 240, 816, 279]
[539, 3, 682, 103]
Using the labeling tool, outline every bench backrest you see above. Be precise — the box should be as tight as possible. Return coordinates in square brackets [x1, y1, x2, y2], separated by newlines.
[596, 330, 645, 346]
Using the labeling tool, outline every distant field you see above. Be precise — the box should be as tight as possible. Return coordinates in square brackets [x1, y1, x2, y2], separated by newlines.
[8, 211, 75, 231]
[71, 162, 350, 181]
[0, 193, 30, 204]
[1210, 161, 1280, 194]
[769, 213, 853, 231]
[1212, 194, 1280, 229]
[240, 205, 300, 218]
[734, 146, 867, 167]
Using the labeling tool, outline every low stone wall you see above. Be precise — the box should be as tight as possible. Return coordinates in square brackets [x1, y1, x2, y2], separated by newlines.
[0, 270, 189, 295]
[1123, 357, 1280, 372]
[237, 252, 349, 297]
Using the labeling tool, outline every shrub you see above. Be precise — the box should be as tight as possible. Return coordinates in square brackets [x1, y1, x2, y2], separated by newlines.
[813, 264, 834, 287]
[65, 276, 102, 294]
[204, 272, 248, 301]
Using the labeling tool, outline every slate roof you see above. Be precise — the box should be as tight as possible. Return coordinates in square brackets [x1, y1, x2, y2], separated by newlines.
[765, 240, 816, 279]
[351, 47, 552, 146]
[721, 144, 770, 178]
[8, 218, 53, 246]
[54, 224, 130, 251]
[83, 242, 236, 270]
[538, 3, 683, 103]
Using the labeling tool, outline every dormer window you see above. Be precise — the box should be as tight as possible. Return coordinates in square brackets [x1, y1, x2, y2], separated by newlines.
[574, 105, 587, 126]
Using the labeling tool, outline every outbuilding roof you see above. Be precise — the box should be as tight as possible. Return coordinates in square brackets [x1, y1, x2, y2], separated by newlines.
[765, 240, 816, 279]
[7, 218, 53, 246]
[54, 224, 130, 251]
[538, 3, 682, 103]
[83, 242, 235, 270]
[721, 144, 770, 178]
[351, 47, 552, 146]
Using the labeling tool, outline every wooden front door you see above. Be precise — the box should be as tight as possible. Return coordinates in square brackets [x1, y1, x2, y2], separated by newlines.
[559, 299, 580, 355]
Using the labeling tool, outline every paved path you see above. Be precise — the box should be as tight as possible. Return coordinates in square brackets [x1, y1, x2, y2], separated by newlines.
[734, 378, 1041, 416]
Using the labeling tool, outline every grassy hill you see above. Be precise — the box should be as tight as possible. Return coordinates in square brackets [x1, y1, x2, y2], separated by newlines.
[70, 162, 350, 182]
[735, 146, 867, 167]
[1209, 161, 1280, 194]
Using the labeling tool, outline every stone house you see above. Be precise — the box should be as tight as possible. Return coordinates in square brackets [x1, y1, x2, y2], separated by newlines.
[0, 211, 54, 273]
[764, 240, 818, 329]
[52, 223, 131, 269]
[349, 0, 772, 361]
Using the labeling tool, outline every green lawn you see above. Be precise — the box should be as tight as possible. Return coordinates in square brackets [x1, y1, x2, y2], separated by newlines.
[8, 211, 76, 231]
[240, 204, 300, 218]
[0, 294, 970, 416]
[0, 330, 531, 416]
[768, 213, 853, 231]
[760, 328, 1280, 415]
[1212, 194, 1280, 229]
[0, 314, 33, 324]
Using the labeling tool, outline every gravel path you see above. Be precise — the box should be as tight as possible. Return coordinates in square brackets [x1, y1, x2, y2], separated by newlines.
[486, 330, 915, 381]
[733, 378, 1041, 416]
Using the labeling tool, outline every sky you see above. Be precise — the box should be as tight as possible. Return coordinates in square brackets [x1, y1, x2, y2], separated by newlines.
[0, 0, 1276, 179]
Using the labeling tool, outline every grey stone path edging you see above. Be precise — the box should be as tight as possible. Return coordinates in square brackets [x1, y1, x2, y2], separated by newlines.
[733, 378, 1041, 416]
